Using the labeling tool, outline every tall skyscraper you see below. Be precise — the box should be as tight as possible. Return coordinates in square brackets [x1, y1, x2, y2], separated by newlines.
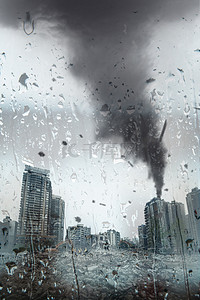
[144, 197, 187, 254]
[186, 187, 200, 251]
[144, 197, 173, 253]
[50, 195, 65, 245]
[170, 200, 187, 254]
[18, 165, 52, 240]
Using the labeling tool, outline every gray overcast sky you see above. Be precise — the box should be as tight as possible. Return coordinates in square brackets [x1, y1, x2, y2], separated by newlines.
[0, 0, 200, 238]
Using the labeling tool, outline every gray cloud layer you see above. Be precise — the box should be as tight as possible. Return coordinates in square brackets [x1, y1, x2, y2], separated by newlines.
[0, 0, 198, 196]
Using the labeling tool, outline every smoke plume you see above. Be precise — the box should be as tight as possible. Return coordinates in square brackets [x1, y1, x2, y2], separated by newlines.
[0, 0, 195, 195]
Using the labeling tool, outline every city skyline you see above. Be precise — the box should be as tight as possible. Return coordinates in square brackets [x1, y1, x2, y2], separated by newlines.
[2, 163, 200, 247]
[0, 1, 200, 299]
[0, 0, 200, 239]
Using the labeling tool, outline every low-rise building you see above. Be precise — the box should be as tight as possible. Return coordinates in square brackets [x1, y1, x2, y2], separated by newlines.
[107, 229, 120, 247]
[0, 217, 18, 253]
[66, 224, 91, 250]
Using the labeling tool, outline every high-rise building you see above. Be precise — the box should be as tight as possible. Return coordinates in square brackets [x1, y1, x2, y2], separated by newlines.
[144, 197, 187, 254]
[50, 195, 65, 245]
[186, 187, 200, 251]
[18, 165, 52, 242]
[138, 224, 148, 250]
[144, 197, 172, 253]
[170, 200, 187, 254]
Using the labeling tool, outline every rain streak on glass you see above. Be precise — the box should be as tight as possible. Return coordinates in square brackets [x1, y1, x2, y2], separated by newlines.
[0, 1, 200, 299]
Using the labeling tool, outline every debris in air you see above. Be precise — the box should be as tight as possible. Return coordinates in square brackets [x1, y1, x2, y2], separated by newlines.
[99, 203, 106, 206]
[100, 104, 110, 116]
[23, 12, 34, 35]
[19, 73, 29, 89]
[79, 134, 83, 138]
[38, 151, 45, 157]
[194, 209, 200, 220]
[159, 120, 167, 142]
[128, 161, 133, 167]
[75, 216, 81, 223]
[177, 68, 184, 73]
[185, 238, 193, 246]
[146, 78, 155, 83]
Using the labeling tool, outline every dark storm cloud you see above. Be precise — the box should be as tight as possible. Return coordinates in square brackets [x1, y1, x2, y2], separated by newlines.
[0, 0, 198, 196]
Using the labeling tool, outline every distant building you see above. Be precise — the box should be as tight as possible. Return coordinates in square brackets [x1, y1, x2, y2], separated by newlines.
[119, 237, 137, 250]
[138, 224, 148, 250]
[107, 229, 120, 247]
[18, 165, 53, 247]
[186, 188, 200, 251]
[50, 195, 65, 245]
[0, 217, 18, 253]
[66, 224, 91, 250]
[91, 234, 98, 248]
[98, 232, 109, 249]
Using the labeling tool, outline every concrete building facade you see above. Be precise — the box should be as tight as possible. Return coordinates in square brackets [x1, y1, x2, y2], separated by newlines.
[144, 197, 187, 254]
[186, 187, 200, 251]
[138, 224, 148, 250]
[66, 224, 91, 250]
[170, 200, 187, 254]
[18, 165, 53, 245]
[50, 195, 65, 245]
[144, 197, 176, 253]
[0, 217, 18, 253]
[107, 229, 120, 247]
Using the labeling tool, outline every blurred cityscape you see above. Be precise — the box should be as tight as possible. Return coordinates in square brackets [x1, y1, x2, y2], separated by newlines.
[0, 165, 200, 255]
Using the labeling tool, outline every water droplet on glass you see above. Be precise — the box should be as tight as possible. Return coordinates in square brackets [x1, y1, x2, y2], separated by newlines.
[41, 134, 46, 141]
[56, 114, 61, 120]
[184, 104, 190, 115]
[126, 106, 135, 115]
[58, 101, 63, 108]
[176, 131, 181, 139]
[22, 105, 30, 117]
[67, 117, 72, 123]
[71, 173, 77, 182]
[178, 116, 183, 123]
[95, 127, 100, 135]
[100, 104, 110, 116]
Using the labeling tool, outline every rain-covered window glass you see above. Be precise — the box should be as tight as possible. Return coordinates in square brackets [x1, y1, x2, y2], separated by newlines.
[0, 1, 200, 299]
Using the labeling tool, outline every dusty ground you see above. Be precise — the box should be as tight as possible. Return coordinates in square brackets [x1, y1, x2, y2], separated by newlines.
[0, 249, 199, 299]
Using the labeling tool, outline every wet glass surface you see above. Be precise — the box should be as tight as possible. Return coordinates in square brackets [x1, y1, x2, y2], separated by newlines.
[0, 1, 200, 299]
